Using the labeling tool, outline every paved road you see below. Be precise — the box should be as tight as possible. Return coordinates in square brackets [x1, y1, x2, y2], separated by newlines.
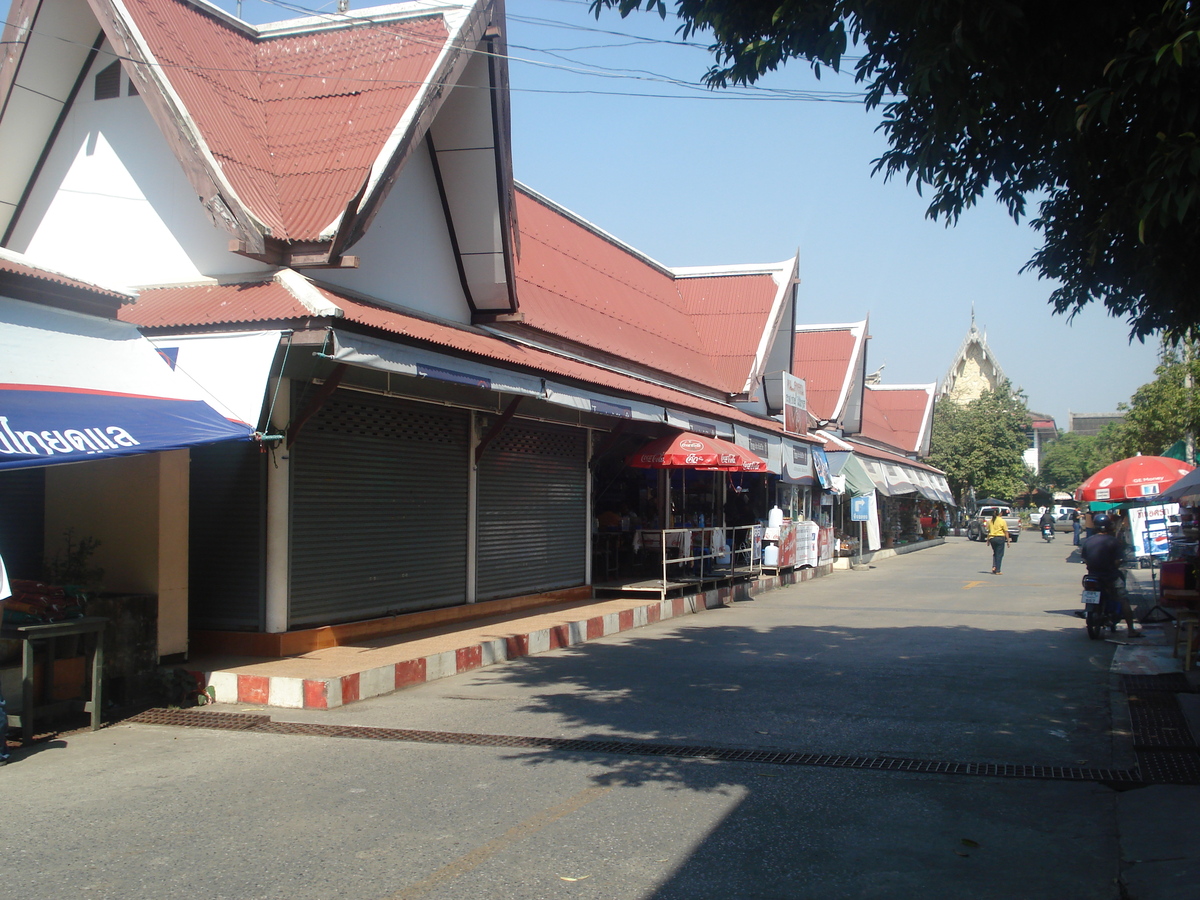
[3, 536, 1135, 899]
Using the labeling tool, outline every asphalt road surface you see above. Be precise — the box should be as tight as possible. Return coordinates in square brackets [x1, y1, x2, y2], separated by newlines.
[2, 536, 1133, 899]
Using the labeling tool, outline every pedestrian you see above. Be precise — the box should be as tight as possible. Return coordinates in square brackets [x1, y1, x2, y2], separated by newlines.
[986, 509, 1009, 574]
[0, 551, 10, 765]
[1071, 507, 1081, 546]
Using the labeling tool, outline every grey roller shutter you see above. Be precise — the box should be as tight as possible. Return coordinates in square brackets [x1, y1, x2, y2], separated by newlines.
[189, 441, 266, 631]
[476, 421, 586, 601]
[289, 391, 469, 626]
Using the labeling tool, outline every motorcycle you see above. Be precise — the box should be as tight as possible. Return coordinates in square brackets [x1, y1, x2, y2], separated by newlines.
[1042, 522, 1054, 542]
[1081, 573, 1120, 639]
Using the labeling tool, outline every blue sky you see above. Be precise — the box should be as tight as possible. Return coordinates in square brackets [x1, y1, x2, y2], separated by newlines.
[1, 0, 1164, 428]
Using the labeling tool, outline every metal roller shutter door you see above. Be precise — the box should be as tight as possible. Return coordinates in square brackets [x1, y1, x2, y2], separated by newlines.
[290, 391, 469, 627]
[476, 421, 586, 601]
[188, 441, 265, 631]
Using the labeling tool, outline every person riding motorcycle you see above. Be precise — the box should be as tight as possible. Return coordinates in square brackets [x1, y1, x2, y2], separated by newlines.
[1039, 508, 1055, 538]
[1080, 512, 1141, 637]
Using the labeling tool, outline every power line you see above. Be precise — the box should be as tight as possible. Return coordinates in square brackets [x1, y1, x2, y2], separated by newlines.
[0, 2, 867, 104]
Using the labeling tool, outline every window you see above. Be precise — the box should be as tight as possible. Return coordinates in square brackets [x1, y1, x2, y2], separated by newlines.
[94, 61, 121, 101]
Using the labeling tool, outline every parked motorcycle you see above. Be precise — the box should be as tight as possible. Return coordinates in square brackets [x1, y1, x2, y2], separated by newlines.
[1081, 573, 1120, 639]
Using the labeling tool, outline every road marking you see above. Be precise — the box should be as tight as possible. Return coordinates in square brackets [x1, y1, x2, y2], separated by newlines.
[963, 581, 987, 589]
[384, 785, 612, 899]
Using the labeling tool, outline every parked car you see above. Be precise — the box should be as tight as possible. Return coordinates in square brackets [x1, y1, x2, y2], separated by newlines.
[966, 505, 1021, 542]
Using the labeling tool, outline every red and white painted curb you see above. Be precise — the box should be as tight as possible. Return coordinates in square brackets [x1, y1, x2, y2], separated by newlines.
[203, 568, 825, 710]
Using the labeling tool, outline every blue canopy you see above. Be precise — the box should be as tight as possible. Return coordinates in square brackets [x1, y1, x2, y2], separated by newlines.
[0, 298, 253, 470]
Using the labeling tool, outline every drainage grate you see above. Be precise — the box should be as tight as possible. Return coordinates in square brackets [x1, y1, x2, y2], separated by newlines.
[125, 708, 1146, 785]
[1136, 750, 1200, 784]
[1127, 693, 1196, 750]
[1123, 673, 1196, 693]
[128, 709, 271, 730]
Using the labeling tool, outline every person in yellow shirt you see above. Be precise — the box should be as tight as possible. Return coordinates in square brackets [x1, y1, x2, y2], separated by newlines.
[987, 511, 1010, 574]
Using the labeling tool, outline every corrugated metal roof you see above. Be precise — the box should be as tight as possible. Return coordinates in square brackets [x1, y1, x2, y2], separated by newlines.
[858, 385, 934, 455]
[676, 273, 778, 393]
[325, 287, 807, 432]
[793, 327, 859, 421]
[511, 188, 783, 395]
[0, 253, 134, 300]
[118, 280, 310, 326]
[126, 0, 450, 241]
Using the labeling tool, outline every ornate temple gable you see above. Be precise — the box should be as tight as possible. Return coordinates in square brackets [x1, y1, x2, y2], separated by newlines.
[938, 309, 1008, 405]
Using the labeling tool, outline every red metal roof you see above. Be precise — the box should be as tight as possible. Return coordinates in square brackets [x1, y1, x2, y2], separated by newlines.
[325, 287, 812, 435]
[792, 326, 861, 421]
[118, 280, 311, 326]
[125, 0, 450, 241]
[858, 385, 934, 455]
[115, 274, 817, 438]
[676, 273, 779, 393]
[0, 253, 133, 300]
[511, 188, 784, 395]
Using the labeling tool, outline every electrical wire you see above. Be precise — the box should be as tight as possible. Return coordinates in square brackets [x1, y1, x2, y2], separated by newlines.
[0, 1, 867, 104]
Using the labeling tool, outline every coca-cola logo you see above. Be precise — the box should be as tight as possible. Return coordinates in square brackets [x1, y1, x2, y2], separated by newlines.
[680, 439, 705, 451]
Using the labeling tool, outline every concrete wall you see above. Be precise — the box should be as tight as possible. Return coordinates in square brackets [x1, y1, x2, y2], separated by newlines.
[44, 450, 190, 658]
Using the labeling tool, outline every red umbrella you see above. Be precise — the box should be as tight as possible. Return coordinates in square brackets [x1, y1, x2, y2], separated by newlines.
[626, 432, 767, 472]
[1075, 455, 1195, 502]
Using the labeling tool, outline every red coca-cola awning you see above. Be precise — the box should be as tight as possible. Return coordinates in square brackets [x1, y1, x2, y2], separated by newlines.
[626, 431, 767, 472]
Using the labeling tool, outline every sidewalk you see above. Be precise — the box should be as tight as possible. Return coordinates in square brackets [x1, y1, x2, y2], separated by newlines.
[190, 567, 828, 710]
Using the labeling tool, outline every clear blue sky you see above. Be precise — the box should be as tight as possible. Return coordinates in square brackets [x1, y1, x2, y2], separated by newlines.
[1, 0, 1164, 428]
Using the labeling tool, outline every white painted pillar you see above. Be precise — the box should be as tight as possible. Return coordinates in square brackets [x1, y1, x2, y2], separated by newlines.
[466, 410, 478, 604]
[264, 377, 290, 633]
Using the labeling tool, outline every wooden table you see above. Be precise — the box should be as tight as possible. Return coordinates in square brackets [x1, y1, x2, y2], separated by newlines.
[2, 616, 106, 743]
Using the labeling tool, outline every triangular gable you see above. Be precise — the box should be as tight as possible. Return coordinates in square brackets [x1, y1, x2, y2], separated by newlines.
[792, 319, 868, 428]
[507, 184, 795, 397]
[674, 261, 796, 397]
[1, 0, 515, 308]
[939, 316, 1007, 403]
[857, 383, 935, 457]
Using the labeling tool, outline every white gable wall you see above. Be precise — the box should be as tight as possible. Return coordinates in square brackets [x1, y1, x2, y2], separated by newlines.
[320, 139, 471, 323]
[8, 48, 271, 289]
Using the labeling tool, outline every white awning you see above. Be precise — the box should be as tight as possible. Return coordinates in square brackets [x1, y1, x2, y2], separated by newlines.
[147, 331, 282, 430]
[327, 330, 545, 398]
[543, 381, 666, 423]
[664, 408, 734, 439]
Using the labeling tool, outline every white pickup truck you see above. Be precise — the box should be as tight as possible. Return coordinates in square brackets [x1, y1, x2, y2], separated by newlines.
[966, 505, 1022, 542]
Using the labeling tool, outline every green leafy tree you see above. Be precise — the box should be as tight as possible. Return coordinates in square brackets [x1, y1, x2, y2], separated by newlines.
[1110, 345, 1200, 458]
[593, 0, 1200, 340]
[927, 384, 1032, 504]
[1038, 429, 1124, 492]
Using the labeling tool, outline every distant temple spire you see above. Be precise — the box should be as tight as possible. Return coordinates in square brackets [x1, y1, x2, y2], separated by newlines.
[939, 309, 1007, 404]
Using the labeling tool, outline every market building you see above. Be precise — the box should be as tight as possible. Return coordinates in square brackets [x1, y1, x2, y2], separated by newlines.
[1, 0, 830, 687]
[793, 322, 953, 556]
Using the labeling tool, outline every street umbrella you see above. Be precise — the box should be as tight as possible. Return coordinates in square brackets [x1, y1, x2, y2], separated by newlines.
[1075, 454, 1195, 502]
[1153, 466, 1200, 505]
[626, 431, 767, 472]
